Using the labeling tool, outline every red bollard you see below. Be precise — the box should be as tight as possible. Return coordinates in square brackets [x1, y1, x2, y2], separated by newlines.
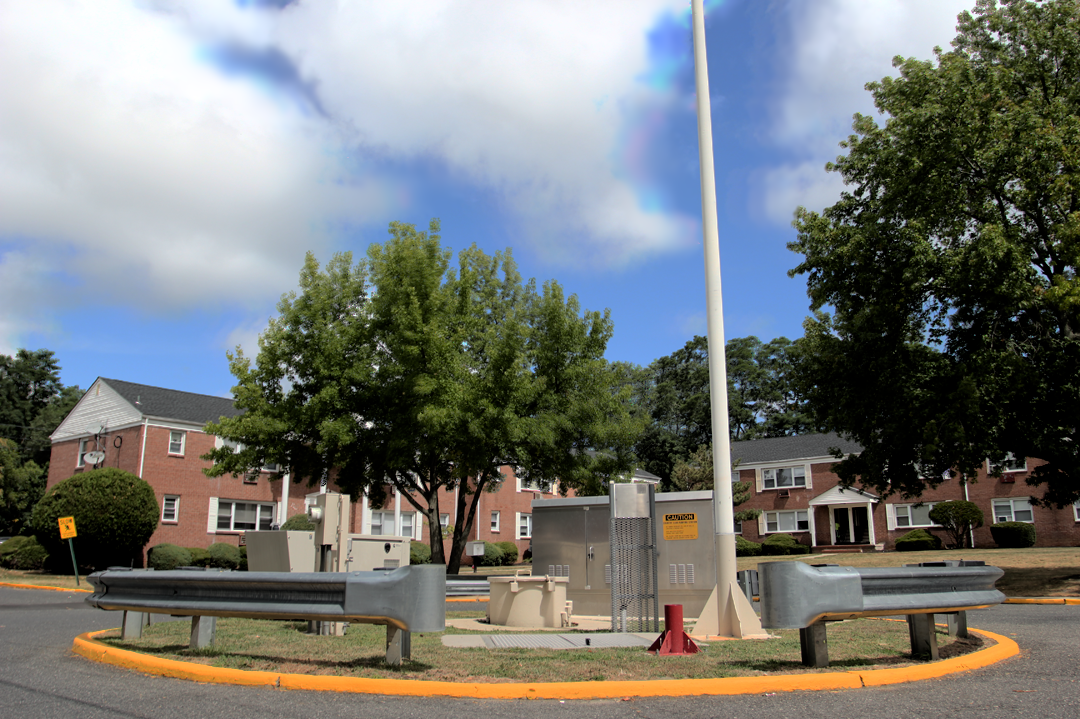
[647, 604, 699, 656]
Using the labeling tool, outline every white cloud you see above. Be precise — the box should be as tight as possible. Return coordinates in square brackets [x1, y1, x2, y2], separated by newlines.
[0, 0, 694, 350]
[756, 0, 973, 223]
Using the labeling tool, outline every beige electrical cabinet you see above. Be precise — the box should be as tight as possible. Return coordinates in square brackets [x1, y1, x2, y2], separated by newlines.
[346, 534, 411, 572]
[244, 531, 318, 572]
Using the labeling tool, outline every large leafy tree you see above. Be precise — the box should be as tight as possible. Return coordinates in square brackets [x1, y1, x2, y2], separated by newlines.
[669, 443, 760, 528]
[633, 335, 811, 484]
[205, 220, 642, 572]
[790, 0, 1080, 505]
[0, 350, 83, 534]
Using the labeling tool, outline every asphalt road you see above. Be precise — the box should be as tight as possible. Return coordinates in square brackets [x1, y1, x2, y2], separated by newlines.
[2, 585, 1078, 719]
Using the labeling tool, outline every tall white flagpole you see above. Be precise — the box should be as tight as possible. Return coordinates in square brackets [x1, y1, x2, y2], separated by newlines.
[690, 0, 766, 639]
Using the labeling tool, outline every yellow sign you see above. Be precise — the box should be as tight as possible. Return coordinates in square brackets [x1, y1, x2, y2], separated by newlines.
[662, 512, 698, 541]
[58, 516, 77, 540]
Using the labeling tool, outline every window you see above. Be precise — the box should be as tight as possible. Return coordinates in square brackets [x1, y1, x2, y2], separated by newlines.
[517, 512, 532, 539]
[162, 496, 179, 523]
[993, 498, 1033, 524]
[894, 502, 939, 528]
[491, 510, 501, 533]
[763, 466, 806, 490]
[733, 519, 743, 534]
[988, 453, 1027, 474]
[77, 439, 89, 467]
[169, 431, 186, 456]
[1074, 501, 1080, 522]
[764, 510, 809, 533]
[370, 511, 416, 538]
[216, 501, 274, 531]
[519, 476, 551, 493]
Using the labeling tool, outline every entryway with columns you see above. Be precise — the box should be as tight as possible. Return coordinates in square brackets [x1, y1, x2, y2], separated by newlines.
[808, 486, 880, 551]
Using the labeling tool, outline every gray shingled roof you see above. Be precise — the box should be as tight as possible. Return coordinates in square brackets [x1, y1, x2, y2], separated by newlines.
[102, 378, 242, 425]
[730, 432, 863, 466]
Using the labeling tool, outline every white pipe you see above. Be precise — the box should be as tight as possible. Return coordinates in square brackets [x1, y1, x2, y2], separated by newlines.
[963, 479, 976, 547]
[137, 417, 149, 478]
[280, 472, 290, 526]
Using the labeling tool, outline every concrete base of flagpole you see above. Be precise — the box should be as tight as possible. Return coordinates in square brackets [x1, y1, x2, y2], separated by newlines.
[691, 534, 769, 640]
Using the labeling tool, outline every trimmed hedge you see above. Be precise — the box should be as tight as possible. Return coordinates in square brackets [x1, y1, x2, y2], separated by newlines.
[762, 533, 810, 556]
[281, 513, 317, 531]
[735, 536, 762, 557]
[895, 528, 943, 552]
[0, 535, 49, 569]
[31, 467, 158, 570]
[477, 541, 505, 567]
[991, 521, 1036, 548]
[148, 543, 192, 571]
[187, 547, 211, 567]
[208, 542, 242, 569]
[410, 541, 431, 565]
[495, 541, 519, 565]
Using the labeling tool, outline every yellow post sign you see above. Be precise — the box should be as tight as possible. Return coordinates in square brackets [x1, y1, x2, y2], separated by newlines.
[58, 516, 77, 540]
[662, 512, 698, 541]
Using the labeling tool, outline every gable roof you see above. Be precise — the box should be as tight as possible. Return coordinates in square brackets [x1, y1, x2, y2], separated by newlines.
[730, 432, 862, 466]
[100, 378, 241, 425]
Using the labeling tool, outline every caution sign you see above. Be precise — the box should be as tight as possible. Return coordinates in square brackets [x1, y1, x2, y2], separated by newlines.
[58, 516, 77, 540]
[662, 512, 698, 541]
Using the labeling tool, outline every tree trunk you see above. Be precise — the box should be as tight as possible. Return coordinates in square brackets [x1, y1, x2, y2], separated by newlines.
[446, 472, 490, 575]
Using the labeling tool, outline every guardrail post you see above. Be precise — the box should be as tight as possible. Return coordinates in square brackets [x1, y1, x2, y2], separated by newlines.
[799, 620, 829, 667]
[190, 616, 217, 649]
[386, 627, 411, 665]
[121, 611, 146, 640]
[940, 611, 968, 638]
[907, 614, 938, 660]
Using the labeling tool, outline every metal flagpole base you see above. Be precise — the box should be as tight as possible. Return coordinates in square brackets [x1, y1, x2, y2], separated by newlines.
[691, 580, 769, 639]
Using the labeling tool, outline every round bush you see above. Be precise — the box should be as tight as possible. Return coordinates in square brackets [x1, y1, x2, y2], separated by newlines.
[238, 546, 248, 571]
[762, 533, 808, 556]
[477, 541, 505, 567]
[148, 543, 192, 571]
[281, 513, 317, 531]
[991, 521, 1036, 548]
[735, 536, 762, 557]
[207, 542, 242, 569]
[410, 541, 431, 565]
[1, 535, 48, 569]
[496, 541, 519, 565]
[187, 547, 211, 567]
[895, 528, 943, 552]
[31, 468, 158, 570]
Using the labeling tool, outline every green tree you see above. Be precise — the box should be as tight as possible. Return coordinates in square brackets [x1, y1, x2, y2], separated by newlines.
[31, 467, 159, 569]
[669, 443, 760, 529]
[790, 0, 1080, 505]
[928, 500, 985, 549]
[0, 350, 83, 534]
[633, 335, 811, 484]
[205, 220, 642, 573]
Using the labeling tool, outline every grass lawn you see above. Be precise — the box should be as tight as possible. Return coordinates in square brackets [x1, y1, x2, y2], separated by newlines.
[97, 613, 980, 683]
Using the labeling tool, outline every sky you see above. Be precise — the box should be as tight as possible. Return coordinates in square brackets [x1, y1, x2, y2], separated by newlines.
[0, 0, 975, 397]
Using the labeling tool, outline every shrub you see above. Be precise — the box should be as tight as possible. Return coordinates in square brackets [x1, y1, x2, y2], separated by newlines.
[895, 528, 943, 552]
[496, 541, 519, 565]
[477, 541, 505, 567]
[281, 513, 317, 532]
[207, 542, 242, 569]
[928, 500, 984, 549]
[0, 535, 49, 569]
[30, 467, 158, 570]
[147, 543, 192, 571]
[410, 541, 431, 565]
[991, 521, 1036, 548]
[762, 533, 809, 555]
[735, 536, 762, 557]
[187, 547, 211, 567]
[238, 546, 248, 571]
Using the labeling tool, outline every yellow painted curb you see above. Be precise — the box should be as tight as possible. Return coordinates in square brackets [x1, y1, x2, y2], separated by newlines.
[1004, 597, 1080, 605]
[0, 581, 91, 593]
[72, 626, 1018, 700]
[446, 596, 489, 603]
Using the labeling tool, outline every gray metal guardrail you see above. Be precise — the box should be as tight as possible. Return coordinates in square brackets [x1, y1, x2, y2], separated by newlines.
[759, 561, 1005, 667]
[86, 564, 446, 665]
[445, 578, 490, 596]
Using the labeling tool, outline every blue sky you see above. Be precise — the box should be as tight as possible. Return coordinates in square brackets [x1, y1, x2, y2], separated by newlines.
[1, 0, 973, 396]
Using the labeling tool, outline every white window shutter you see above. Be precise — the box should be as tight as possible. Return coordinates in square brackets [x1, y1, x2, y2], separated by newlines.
[755, 469, 764, 493]
[885, 504, 897, 531]
[803, 464, 813, 489]
[515, 512, 522, 540]
[207, 497, 219, 533]
[757, 513, 766, 535]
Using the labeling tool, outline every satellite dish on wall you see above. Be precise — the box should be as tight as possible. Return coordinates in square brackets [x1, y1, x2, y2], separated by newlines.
[84, 451, 105, 465]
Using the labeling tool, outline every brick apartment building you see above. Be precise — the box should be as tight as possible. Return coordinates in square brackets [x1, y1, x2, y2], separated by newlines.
[47, 378, 563, 562]
[730, 433, 1080, 550]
